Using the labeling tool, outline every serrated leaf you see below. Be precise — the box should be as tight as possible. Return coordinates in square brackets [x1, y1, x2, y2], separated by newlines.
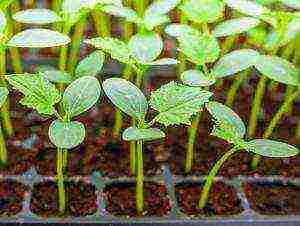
[246, 139, 299, 157]
[122, 127, 165, 141]
[180, 0, 225, 23]
[224, 0, 268, 17]
[280, 0, 300, 9]
[145, 0, 181, 17]
[178, 33, 220, 65]
[49, 120, 85, 149]
[128, 33, 163, 64]
[181, 70, 216, 87]
[150, 81, 213, 126]
[63, 76, 101, 118]
[0, 10, 6, 33]
[206, 101, 246, 141]
[165, 23, 200, 38]
[0, 87, 8, 108]
[146, 58, 178, 66]
[41, 70, 73, 84]
[84, 37, 131, 64]
[7, 29, 71, 48]
[103, 78, 148, 121]
[75, 51, 104, 78]
[101, 5, 140, 23]
[213, 17, 260, 37]
[6, 73, 61, 115]
[13, 9, 62, 25]
[255, 55, 300, 86]
[213, 49, 260, 78]
[144, 14, 170, 31]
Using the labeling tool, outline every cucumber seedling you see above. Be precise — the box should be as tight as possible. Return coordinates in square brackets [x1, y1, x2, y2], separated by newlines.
[6, 74, 101, 213]
[103, 77, 212, 213]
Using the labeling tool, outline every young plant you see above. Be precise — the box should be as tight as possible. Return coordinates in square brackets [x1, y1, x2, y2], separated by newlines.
[198, 101, 299, 209]
[6, 74, 101, 213]
[103, 77, 212, 213]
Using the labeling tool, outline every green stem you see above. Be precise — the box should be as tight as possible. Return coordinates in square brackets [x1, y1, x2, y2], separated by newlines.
[185, 112, 201, 173]
[67, 15, 87, 74]
[91, 9, 110, 37]
[177, 13, 188, 78]
[57, 148, 66, 213]
[221, 35, 236, 56]
[0, 125, 7, 164]
[52, 0, 62, 32]
[198, 148, 238, 209]
[62, 149, 68, 172]
[251, 88, 300, 169]
[296, 122, 300, 140]
[136, 140, 144, 213]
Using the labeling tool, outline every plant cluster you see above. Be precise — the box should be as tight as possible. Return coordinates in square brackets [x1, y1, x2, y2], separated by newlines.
[0, 0, 299, 215]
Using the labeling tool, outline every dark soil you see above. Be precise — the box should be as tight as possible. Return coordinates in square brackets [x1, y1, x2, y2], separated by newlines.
[103, 182, 171, 217]
[175, 181, 243, 216]
[30, 181, 97, 217]
[244, 182, 300, 215]
[0, 180, 28, 216]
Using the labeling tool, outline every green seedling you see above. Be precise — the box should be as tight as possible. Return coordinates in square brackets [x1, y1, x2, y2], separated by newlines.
[6, 73, 101, 213]
[198, 101, 299, 209]
[103, 77, 212, 213]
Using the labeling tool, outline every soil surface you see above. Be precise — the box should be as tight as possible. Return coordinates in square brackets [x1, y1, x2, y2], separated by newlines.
[245, 182, 300, 215]
[30, 181, 97, 217]
[103, 182, 171, 217]
[0, 180, 28, 216]
[175, 181, 243, 216]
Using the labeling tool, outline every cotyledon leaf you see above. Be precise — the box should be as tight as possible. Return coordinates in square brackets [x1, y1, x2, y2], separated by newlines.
[145, 0, 181, 17]
[224, 0, 269, 17]
[0, 87, 8, 108]
[75, 50, 104, 78]
[0, 10, 6, 33]
[165, 23, 200, 38]
[13, 9, 62, 24]
[49, 120, 86, 149]
[122, 127, 166, 141]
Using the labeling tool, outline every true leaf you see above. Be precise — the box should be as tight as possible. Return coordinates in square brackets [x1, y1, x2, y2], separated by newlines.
[103, 78, 148, 121]
[6, 73, 61, 115]
[63, 76, 101, 118]
[0, 10, 6, 33]
[178, 33, 220, 65]
[246, 139, 299, 157]
[213, 17, 260, 37]
[255, 55, 300, 86]
[84, 37, 131, 64]
[128, 33, 163, 64]
[75, 51, 104, 78]
[145, 0, 181, 17]
[180, 0, 225, 23]
[150, 81, 213, 126]
[213, 49, 260, 78]
[101, 5, 140, 23]
[224, 0, 268, 17]
[13, 9, 62, 24]
[146, 58, 178, 66]
[7, 29, 71, 48]
[206, 101, 246, 140]
[122, 127, 165, 141]
[41, 70, 73, 84]
[165, 24, 200, 38]
[49, 120, 85, 149]
[181, 70, 216, 87]
[0, 87, 8, 108]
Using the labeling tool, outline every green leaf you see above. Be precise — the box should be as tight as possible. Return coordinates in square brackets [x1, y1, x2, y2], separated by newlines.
[41, 70, 73, 84]
[84, 37, 131, 64]
[75, 51, 104, 78]
[206, 101, 246, 141]
[0, 87, 8, 108]
[150, 81, 213, 126]
[255, 55, 300, 86]
[101, 5, 140, 23]
[280, 0, 300, 9]
[63, 76, 101, 118]
[128, 32, 163, 64]
[122, 127, 165, 141]
[213, 17, 260, 37]
[13, 9, 62, 24]
[143, 14, 170, 31]
[6, 73, 61, 115]
[246, 139, 299, 157]
[224, 0, 269, 17]
[62, 0, 82, 13]
[181, 70, 216, 87]
[103, 78, 148, 121]
[7, 29, 71, 48]
[165, 23, 200, 38]
[178, 33, 220, 65]
[145, 0, 181, 17]
[146, 58, 178, 66]
[97, 0, 123, 6]
[213, 49, 260, 78]
[180, 0, 225, 23]
[49, 120, 85, 149]
[0, 10, 6, 33]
